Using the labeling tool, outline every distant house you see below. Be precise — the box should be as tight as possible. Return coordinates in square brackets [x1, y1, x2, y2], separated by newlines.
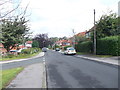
[25, 41, 33, 48]
[55, 40, 72, 47]
[18, 45, 25, 49]
[85, 26, 94, 39]
[75, 32, 86, 37]
[9, 44, 19, 55]
[17, 45, 27, 53]
[0, 43, 7, 55]
[17, 41, 33, 53]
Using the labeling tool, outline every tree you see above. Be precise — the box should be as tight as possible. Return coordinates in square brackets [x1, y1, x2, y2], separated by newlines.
[49, 37, 59, 45]
[34, 33, 50, 48]
[95, 12, 118, 39]
[32, 40, 39, 48]
[1, 16, 30, 51]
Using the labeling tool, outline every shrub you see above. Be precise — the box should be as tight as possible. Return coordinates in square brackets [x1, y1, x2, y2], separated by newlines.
[21, 48, 41, 54]
[4, 54, 15, 58]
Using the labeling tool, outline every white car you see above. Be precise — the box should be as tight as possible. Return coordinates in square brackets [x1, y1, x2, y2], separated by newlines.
[64, 47, 76, 55]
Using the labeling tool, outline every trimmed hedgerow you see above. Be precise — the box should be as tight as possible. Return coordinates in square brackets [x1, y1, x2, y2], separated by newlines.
[97, 36, 119, 56]
[75, 41, 93, 53]
[76, 36, 119, 56]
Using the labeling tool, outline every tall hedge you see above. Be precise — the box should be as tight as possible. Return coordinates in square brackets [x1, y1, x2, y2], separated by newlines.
[97, 36, 119, 56]
[76, 36, 119, 56]
[75, 41, 93, 53]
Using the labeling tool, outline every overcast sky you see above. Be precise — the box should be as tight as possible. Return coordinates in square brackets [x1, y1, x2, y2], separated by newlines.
[16, 0, 119, 37]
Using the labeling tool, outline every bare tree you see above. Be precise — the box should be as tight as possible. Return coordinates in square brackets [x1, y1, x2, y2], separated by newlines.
[0, 0, 30, 19]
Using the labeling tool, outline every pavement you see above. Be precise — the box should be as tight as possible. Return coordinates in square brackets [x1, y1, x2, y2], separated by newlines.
[7, 63, 46, 88]
[59, 50, 119, 66]
[4, 52, 46, 88]
[75, 54, 119, 66]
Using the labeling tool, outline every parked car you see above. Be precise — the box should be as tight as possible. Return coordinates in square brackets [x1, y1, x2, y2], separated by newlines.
[55, 48, 60, 51]
[64, 47, 76, 55]
[42, 47, 47, 52]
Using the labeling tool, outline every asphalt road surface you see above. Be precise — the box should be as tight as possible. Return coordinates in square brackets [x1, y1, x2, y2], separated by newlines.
[2, 56, 43, 70]
[45, 50, 118, 88]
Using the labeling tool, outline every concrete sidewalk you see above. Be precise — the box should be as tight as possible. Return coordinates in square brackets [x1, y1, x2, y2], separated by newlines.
[7, 62, 46, 88]
[75, 54, 119, 66]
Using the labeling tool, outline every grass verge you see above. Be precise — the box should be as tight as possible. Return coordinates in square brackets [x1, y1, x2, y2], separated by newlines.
[1, 51, 41, 61]
[77, 52, 112, 58]
[0, 67, 24, 89]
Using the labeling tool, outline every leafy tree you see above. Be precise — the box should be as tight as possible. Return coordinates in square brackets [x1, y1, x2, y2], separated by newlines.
[1, 16, 29, 51]
[96, 13, 118, 39]
[32, 40, 39, 48]
[75, 35, 87, 43]
[49, 37, 59, 46]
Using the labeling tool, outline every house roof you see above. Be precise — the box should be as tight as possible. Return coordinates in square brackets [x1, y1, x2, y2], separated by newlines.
[0, 43, 4, 48]
[26, 41, 33, 44]
[0, 48, 7, 53]
[19, 45, 25, 49]
[0, 43, 7, 52]
[75, 32, 86, 37]
[86, 26, 95, 33]
[56, 40, 72, 44]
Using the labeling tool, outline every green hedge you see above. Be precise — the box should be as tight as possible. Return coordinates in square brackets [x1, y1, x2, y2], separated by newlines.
[97, 36, 119, 56]
[75, 41, 93, 53]
[76, 36, 119, 56]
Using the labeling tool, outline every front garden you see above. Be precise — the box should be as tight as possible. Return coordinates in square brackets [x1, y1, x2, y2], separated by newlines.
[1, 48, 41, 61]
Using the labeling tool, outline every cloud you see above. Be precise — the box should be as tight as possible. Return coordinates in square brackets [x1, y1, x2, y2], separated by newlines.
[19, 0, 119, 37]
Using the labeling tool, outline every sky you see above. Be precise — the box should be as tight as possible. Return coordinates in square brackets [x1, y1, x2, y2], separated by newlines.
[13, 0, 120, 37]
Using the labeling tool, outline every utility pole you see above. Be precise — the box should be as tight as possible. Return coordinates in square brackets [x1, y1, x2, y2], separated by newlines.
[72, 29, 75, 48]
[94, 9, 96, 55]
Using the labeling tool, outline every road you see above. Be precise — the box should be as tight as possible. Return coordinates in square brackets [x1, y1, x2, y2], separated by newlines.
[2, 50, 118, 88]
[45, 50, 118, 88]
[2, 56, 43, 70]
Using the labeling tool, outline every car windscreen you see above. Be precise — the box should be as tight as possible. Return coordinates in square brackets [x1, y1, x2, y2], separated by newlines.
[68, 48, 75, 50]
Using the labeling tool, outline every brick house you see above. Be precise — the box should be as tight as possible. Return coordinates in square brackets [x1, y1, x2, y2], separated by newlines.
[0, 43, 7, 55]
